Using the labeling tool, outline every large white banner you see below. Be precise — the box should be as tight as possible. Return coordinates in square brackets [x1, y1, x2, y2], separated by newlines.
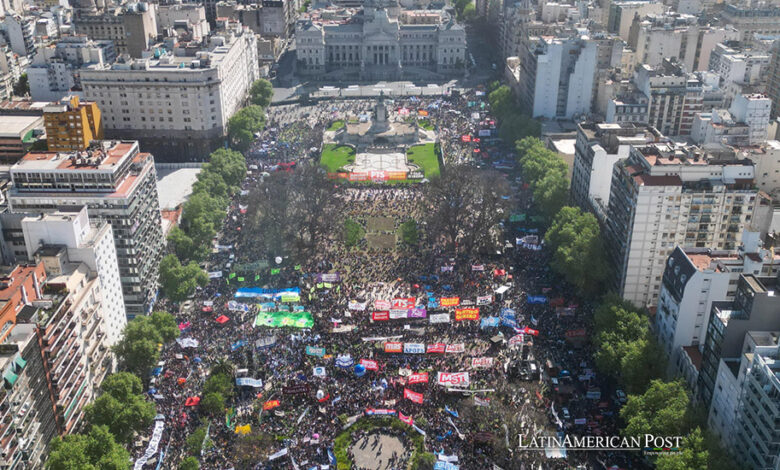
[437, 372, 470, 387]
[429, 313, 450, 324]
[133, 420, 165, 470]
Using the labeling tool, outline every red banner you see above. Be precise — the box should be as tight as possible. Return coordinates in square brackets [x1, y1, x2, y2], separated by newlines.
[440, 297, 460, 307]
[360, 359, 379, 370]
[521, 327, 540, 336]
[372, 311, 389, 321]
[461, 135, 472, 142]
[398, 412, 414, 426]
[565, 328, 586, 338]
[426, 343, 446, 354]
[550, 298, 565, 307]
[455, 308, 480, 321]
[392, 297, 416, 309]
[408, 372, 429, 384]
[263, 400, 280, 410]
[384, 342, 403, 353]
[404, 388, 424, 404]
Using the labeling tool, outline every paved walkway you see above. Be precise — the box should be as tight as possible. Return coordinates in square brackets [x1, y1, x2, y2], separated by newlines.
[351, 433, 409, 470]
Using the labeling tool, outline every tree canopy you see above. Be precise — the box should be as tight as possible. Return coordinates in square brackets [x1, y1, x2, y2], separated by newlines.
[422, 165, 512, 254]
[249, 79, 274, 107]
[245, 165, 337, 256]
[114, 312, 177, 377]
[228, 105, 266, 151]
[159, 254, 208, 302]
[84, 373, 156, 445]
[544, 206, 609, 297]
[46, 425, 130, 470]
[621, 380, 692, 438]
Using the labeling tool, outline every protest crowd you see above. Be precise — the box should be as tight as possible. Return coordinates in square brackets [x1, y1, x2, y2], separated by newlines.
[135, 89, 636, 470]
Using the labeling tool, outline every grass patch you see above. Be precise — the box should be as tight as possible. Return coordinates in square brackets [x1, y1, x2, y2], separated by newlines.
[327, 120, 345, 131]
[417, 119, 434, 131]
[406, 143, 440, 178]
[333, 417, 430, 470]
[321, 144, 356, 172]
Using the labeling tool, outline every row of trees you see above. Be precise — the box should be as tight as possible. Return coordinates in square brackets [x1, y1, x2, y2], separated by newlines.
[47, 311, 183, 469]
[488, 84, 541, 144]
[227, 79, 273, 151]
[511, 136, 610, 297]
[489, 79, 737, 469]
[164, 147, 247, 300]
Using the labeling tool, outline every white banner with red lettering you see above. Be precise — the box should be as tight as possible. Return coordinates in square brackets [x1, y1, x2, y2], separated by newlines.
[437, 372, 470, 387]
[408, 372, 429, 384]
[471, 357, 494, 368]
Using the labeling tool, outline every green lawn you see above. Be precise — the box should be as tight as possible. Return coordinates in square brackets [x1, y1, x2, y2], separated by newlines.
[327, 120, 345, 131]
[321, 144, 356, 172]
[406, 143, 440, 178]
[417, 119, 434, 131]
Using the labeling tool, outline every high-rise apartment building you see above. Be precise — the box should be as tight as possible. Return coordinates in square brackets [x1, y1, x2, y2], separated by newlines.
[656, 234, 780, 384]
[604, 141, 772, 308]
[7, 140, 164, 317]
[571, 122, 660, 220]
[767, 39, 780, 119]
[43, 96, 104, 152]
[514, 34, 598, 119]
[634, 60, 705, 136]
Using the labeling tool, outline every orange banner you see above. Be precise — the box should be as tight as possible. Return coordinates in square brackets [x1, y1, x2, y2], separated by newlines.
[440, 297, 460, 307]
[455, 308, 480, 321]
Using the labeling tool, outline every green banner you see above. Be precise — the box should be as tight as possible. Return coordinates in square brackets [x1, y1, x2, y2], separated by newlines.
[509, 214, 526, 222]
[271, 268, 281, 275]
[254, 311, 314, 329]
[280, 294, 300, 303]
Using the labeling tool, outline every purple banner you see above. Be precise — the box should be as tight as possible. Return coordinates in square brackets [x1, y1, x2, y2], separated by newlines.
[316, 273, 341, 282]
[408, 307, 427, 319]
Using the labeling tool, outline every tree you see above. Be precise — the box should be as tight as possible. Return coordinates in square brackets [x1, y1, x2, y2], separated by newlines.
[245, 165, 336, 256]
[621, 380, 691, 438]
[499, 113, 539, 144]
[159, 254, 208, 302]
[192, 170, 230, 200]
[114, 317, 163, 377]
[168, 226, 201, 262]
[179, 456, 200, 470]
[462, 2, 476, 20]
[228, 105, 266, 151]
[201, 392, 226, 416]
[400, 220, 419, 246]
[46, 425, 130, 470]
[488, 85, 514, 120]
[344, 218, 364, 247]
[532, 171, 568, 218]
[84, 373, 156, 445]
[186, 426, 208, 455]
[619, 334, 666, 394]
[13, 73, 29, 96]
[150, 311, 179, 343]
[231, 431, 275, 468]
[544, 207, 608, 296]
[205, 148, 247, 191]
[211, 358, 235, 378]
[249, 79, 274, 107]
[655, 427, 708, 470]
[204, 372, 234, 399]
[422, 165, 511, 254]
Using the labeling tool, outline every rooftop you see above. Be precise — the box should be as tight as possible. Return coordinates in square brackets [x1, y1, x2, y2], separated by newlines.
[13, 141, 137, 173]
[0, 115, 43, 138]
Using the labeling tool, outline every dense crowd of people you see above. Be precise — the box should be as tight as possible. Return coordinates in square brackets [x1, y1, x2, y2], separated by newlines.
[135, 90, 634, 470]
